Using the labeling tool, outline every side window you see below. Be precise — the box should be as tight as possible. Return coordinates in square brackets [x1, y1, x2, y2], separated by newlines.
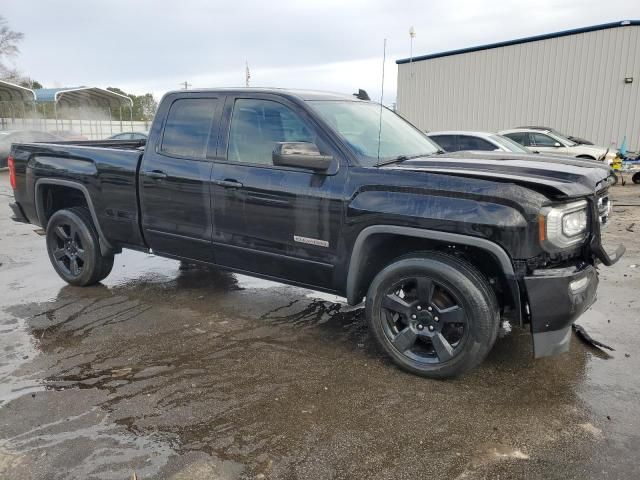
[530, 133, 558, 147]
[228, 99, 314, 165]
[430, 135, 457, 152]
[458, 136, 495, 151]
[161, 98, 217, 158]
[504, 132, 528, 146]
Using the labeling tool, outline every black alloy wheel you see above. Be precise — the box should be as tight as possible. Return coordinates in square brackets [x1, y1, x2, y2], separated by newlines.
[366, 252, 499, 378]
[381, 276, 467, 364]
[49, 222, 86, 278]
[45, 207, 114, 286]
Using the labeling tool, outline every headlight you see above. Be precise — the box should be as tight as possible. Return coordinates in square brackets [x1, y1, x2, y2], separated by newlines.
[540, 200, 588, 250]
[562, 208, 588, 237]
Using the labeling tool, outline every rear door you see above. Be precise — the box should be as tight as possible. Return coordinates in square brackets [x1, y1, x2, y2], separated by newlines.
[139, 93, 221, 261]
[210, 94, 346, 290]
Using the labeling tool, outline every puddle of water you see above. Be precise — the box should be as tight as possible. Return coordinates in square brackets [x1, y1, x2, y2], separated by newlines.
[2, 176, 639, 478]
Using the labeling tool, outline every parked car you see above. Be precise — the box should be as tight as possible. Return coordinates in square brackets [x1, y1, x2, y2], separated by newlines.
[427, 131, 532, 153]
[428, 130, 618, 186]
[500, 127, 616, 163]
[517, 126, 595, 145]
[51, 130, 89, 141]
[107, 131, 148, 140]
[0, 130, 62, 167]
[8, 88, 623, 379]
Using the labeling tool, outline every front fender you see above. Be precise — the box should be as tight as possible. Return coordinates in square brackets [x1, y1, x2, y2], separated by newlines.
[345, 225, 522, 324]
[348, 189, 534, 257]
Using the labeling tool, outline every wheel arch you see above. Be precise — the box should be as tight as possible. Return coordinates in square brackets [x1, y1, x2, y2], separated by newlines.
[35, 178, 114, 254]
[576, 154, 596, 160]
[345, 225, 521, 324]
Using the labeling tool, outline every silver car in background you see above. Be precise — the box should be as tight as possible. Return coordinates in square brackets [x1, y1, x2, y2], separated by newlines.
[427, 131, 533, 154]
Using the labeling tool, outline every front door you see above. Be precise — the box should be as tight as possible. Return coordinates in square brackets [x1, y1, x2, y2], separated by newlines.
[139, 94, 221, 261]
[210, 95, 346, 290]
[528, 132, 568, 155]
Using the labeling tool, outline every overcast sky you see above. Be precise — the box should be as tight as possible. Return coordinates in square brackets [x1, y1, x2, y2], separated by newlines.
[2, 0, 637, 102]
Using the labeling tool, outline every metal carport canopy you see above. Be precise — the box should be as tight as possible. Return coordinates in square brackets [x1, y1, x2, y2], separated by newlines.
[34, 87, 133, 109]
[33, 86, 134, 137]
[0, 80, 36, 102]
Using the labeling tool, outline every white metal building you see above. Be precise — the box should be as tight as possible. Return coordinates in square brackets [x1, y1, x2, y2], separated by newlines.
[396, 20, 640, 150]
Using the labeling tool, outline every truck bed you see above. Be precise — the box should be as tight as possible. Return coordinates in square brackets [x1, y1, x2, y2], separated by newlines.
[10, 141, 146, 249]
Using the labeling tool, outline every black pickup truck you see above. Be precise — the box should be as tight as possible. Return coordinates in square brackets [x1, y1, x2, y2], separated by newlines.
[8, 88, 624, 378]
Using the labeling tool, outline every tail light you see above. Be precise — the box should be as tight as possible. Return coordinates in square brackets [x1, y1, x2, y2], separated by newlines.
[8, 155, 16, 189]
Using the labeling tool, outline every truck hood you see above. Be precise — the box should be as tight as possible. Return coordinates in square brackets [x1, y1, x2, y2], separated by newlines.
[383, 151, 609, 198]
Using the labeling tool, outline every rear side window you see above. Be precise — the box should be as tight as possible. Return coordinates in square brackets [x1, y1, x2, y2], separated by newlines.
[228, 99, 314, 165]
[161, 98, 217, 158]
[429, 135, 457, 152]
[504, 132, 528, 146]
[457, 135, 495, 151]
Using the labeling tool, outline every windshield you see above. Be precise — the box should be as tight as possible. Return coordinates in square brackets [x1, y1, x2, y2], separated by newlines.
[489, 134, 531, 153]
[307, 100, 439, 165]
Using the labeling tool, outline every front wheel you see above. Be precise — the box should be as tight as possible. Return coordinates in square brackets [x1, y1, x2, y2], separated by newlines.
[633, 172, 640, 185]
[46, 207, 114, 286]
[365, 252, 499, 378]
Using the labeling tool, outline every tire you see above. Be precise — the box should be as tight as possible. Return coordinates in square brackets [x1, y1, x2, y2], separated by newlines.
[609, 173, 619, 186]
[45, 207, 114, 286]
[576, 155, 596, 160]
[633, 172, 640, 185]
[365, 252, 499, 379]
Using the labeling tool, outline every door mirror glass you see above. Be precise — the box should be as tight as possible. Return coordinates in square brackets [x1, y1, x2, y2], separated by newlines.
[272, 142, 332, 171]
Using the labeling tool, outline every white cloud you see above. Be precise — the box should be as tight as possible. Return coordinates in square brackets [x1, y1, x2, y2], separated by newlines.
[1, 0, 637, 102]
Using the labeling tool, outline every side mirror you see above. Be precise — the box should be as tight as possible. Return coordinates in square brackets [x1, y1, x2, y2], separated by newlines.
[553, 142, 562, 147]
[272, 142, 332, 171]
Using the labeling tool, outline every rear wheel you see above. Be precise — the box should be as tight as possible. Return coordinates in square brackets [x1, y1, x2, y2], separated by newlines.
[46, 207, 114, 286]
[633, 172, 640, 185]
[365, 252, 499, 378]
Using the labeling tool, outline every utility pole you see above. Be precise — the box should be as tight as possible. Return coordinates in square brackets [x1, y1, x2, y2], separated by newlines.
[179, 81, 192, 90]
[245, 61, 251, 87]
[409, 26, 416, 78]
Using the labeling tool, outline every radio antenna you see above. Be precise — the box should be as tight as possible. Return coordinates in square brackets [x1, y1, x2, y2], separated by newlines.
[376, 38, 387, 164]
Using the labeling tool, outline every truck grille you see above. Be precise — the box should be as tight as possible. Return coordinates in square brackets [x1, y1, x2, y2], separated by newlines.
[597, 192, 611, 228]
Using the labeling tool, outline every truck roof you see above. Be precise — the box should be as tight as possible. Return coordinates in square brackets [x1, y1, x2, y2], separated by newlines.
[163, 88, 362, 102]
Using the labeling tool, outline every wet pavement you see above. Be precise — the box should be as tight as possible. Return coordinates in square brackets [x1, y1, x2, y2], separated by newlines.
[1, 170, 639, 479]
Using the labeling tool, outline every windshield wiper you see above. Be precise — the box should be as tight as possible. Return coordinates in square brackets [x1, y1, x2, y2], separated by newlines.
[376, 151, 445, 167]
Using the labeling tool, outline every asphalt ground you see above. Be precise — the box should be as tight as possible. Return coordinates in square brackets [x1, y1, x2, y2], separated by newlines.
[1, 170, 639, 479]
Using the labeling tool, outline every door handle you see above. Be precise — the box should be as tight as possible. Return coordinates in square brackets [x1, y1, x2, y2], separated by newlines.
[214, 179, 244, 189]
[146, 170, 167, 179]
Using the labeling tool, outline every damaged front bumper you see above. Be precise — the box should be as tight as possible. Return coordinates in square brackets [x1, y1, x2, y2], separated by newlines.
[525, 263, 599, 358]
